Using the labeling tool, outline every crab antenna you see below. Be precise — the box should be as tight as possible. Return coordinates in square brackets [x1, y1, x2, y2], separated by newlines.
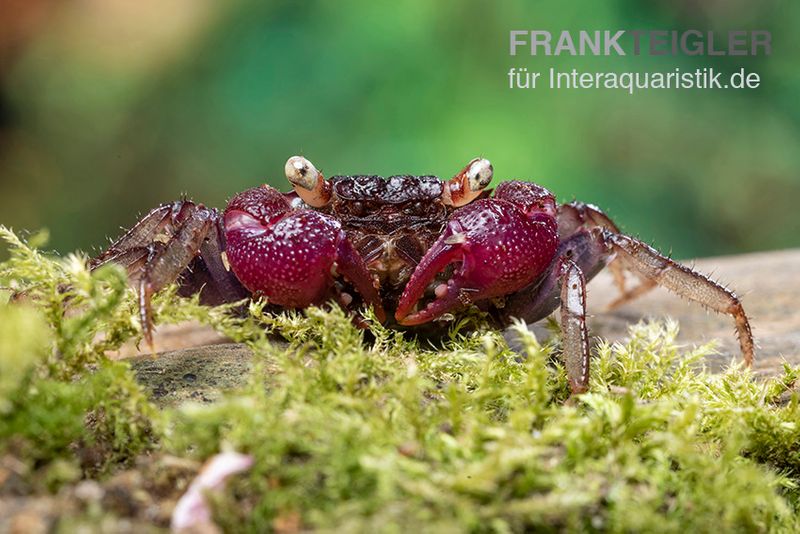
[285, 156, 332, 207]
[442, 158, 493, 207]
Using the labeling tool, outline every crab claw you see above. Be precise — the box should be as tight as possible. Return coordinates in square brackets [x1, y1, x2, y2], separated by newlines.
[395, 198, 558, 326]
[223, 186, 384, 321]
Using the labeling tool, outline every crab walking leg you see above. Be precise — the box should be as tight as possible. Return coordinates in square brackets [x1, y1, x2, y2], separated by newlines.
[556, 201, 655, 307]
[606, 276, 657, 311]
[91, 200, 196, 270]
[559, 260, 591, 394]
[607, 260, 629, 297]
[138, 206, 215, 348]
[604, 232, 755, 367]
[96, 247, 151, 280]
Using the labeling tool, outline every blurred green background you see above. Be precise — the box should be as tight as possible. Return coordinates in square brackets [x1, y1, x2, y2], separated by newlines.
[1, 0, 798, 259]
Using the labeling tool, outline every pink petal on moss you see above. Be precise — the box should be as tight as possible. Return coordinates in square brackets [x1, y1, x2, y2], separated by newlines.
[171, 451, 254, 532]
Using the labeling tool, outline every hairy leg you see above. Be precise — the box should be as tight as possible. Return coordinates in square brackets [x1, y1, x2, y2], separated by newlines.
[136, 206, 215, 347]
[603, 232, 755, 366]
[505, 200, 755, 394]
[499, 234, 596, 395]
[605, 275, 657, 310]
[91, 201, 195, 272]
[561, 199, 756, 366]
[557, 201, 620, 238]
[92, 202, 243, 348]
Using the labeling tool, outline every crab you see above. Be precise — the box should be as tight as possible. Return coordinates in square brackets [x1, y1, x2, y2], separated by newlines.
[91, 156, 755, 393]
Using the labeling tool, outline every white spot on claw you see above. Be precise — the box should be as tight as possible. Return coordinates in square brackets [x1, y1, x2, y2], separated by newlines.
[444, 232, 467, 245]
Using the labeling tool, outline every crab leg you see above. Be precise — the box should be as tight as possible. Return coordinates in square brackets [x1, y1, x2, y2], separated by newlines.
[96, 247, 151, 279]
[555, 201, 649, 307]
[605, 276, 657, 310]
[138, 206, 215, 347]
[91, 200, 213, 347]
[559, 259, 590, 394]
[92, 199, 251, 345]
[606, 261, 631, 301]
[91, 200, 195, 270]
[502, 248, 592, 394]
[604, 232, 755, 367]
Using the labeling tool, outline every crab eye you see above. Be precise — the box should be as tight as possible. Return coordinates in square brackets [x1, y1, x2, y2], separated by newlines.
[443, 157, 494, 207]
[285, 156, 320, 191]
[466, 158, 493, 191]
[284, 155, 332, 207]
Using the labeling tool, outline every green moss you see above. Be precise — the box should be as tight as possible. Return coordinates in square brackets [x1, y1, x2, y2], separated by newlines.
[0, 227, 159, 477]
[2, 225, 800, 532]
[168, 314, 800, 532]
[0, 304, 50, 414]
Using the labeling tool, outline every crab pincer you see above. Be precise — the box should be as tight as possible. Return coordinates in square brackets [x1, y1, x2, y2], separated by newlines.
[223, 186, 385, 321]
[395, 184, 559, 325]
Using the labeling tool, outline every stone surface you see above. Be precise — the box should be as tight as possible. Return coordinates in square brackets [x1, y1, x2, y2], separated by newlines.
[128, 343, 255, 408]
[124, 249, 800, 401]
[109, 321, 233, 359]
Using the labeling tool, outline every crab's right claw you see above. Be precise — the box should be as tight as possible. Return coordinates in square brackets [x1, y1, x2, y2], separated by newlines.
[395, 199, 559, 326]
[223, 186, 385, 322]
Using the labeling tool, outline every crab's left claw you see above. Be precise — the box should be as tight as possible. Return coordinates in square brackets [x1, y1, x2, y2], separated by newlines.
[395, 199, 559, 326]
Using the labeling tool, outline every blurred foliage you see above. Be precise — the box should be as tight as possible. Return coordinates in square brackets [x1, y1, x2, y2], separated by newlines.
[1, 0, 798, 258]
